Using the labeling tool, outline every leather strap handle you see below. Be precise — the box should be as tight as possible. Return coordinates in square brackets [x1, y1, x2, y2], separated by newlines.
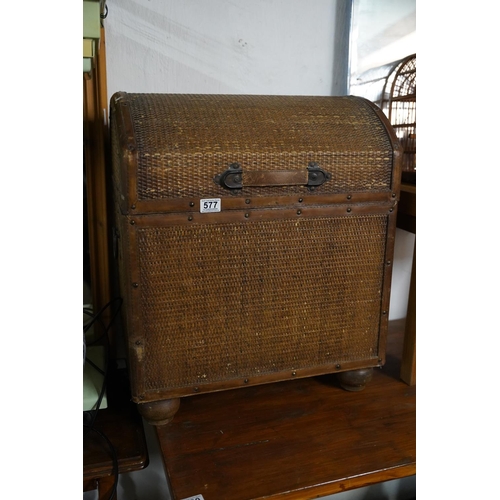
[214, 162, 331, 189]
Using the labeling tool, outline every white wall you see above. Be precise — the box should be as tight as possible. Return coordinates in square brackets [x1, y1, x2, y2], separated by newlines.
[391, 228, 415, 319]
[349, 0, 416, 78]
[106, 0, 351, 99]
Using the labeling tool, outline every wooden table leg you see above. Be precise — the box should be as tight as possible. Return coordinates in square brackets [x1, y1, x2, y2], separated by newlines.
[97, 475, 117, 500]
[83, 478, 98, 495]
[400, 239, 416, 385]
[83, 476, 117, 500]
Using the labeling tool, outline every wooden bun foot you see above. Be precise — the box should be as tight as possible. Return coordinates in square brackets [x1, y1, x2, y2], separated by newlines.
[137, 398, 181, 426]
[337, 368, 373, 392]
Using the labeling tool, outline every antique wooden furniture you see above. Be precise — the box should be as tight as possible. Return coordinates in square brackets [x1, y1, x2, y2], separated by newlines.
[110, 93, 403, 425]
[83, 13, 115, 349]
[156, 319, 416, 500]
[397, 183, 416, 385]
[83, 369, 149, 500]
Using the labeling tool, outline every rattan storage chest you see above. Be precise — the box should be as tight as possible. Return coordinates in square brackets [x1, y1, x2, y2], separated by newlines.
[110, 93, 402, 425]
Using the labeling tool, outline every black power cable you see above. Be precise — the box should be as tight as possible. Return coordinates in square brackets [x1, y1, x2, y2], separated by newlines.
[84, 425, 119, 500]
[83, 296, 122, 431]
[84, 297, 123, 342]
[83, 297, 123, 500]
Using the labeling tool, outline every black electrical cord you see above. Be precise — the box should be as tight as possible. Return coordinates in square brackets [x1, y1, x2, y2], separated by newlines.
[83, 332, 109, 435]
[83, 296, 123, 500]
[84, 297, 123, 343]
[100, 3, 108, 20]
[100, 1, 108, 29]
[84, 308, 107, 342]
[83, 297, 122, 434]
[84, 424, 118, 500]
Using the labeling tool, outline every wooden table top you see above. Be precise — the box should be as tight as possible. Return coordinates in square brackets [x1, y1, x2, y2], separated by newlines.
[83, 368, 149, 482]
[157, 319, 416, 500]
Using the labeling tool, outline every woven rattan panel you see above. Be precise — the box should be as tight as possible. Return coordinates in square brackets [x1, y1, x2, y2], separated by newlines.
[135, 215, 387, 392]
[123, 94, 393, 200]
